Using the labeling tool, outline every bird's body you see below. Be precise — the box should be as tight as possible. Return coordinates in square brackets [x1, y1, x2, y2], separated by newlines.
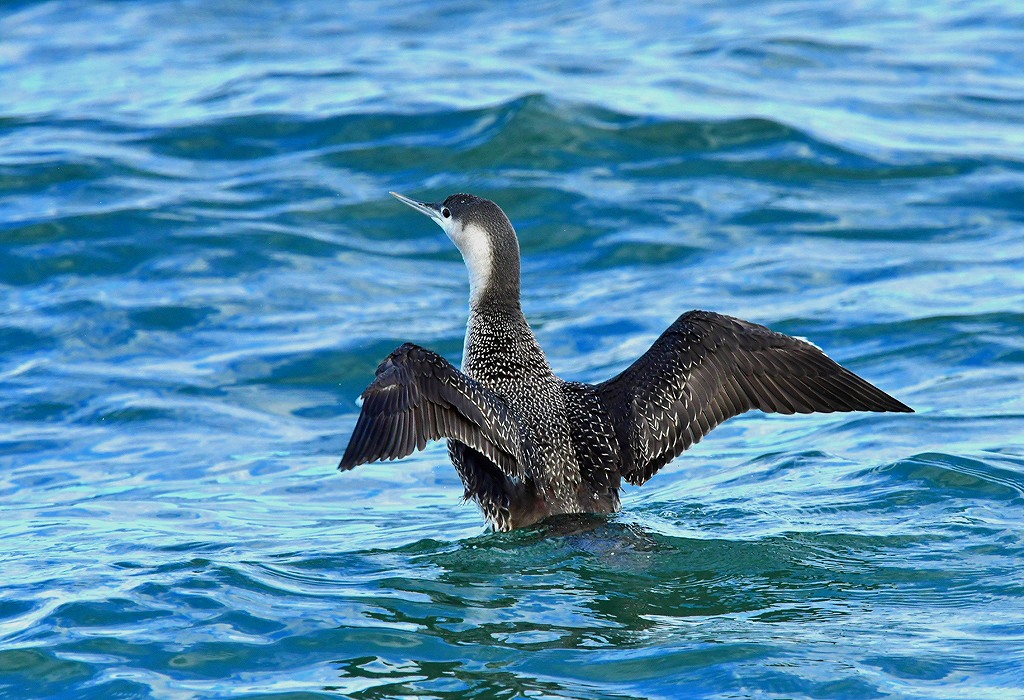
[457, 302, 623, 527]
[340, 193, 912, 531]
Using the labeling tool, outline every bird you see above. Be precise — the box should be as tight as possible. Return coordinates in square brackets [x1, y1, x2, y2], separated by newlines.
[339, 192, 913, 531]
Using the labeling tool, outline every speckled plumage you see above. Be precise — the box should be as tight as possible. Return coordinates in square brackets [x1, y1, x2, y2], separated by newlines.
[339, 193, 913, 531]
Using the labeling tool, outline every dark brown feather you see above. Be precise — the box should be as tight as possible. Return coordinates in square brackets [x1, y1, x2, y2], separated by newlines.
[598, 310, 912, 486]
[339, 343, 526, 478]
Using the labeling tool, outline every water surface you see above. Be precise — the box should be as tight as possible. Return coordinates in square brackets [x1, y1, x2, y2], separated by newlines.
[2, 1, 1024, 698]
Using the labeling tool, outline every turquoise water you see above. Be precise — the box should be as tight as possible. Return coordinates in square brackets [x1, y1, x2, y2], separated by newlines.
[2, 1, 1024, 698]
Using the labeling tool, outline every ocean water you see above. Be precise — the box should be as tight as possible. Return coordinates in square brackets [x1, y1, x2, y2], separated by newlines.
[2, 1, 1024, 698]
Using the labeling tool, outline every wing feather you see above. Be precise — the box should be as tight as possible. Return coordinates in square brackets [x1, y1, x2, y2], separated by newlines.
[339, 343, 524, 478]
[598, 310, 912, 485]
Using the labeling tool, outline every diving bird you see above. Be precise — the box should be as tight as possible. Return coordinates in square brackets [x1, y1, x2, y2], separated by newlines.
[339, 192, 912, 531]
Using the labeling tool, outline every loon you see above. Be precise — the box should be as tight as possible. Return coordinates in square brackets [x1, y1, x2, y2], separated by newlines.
[339, 192, 913, 531]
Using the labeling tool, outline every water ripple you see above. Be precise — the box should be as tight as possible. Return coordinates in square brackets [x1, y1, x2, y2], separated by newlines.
[3, 1, 1024, 698]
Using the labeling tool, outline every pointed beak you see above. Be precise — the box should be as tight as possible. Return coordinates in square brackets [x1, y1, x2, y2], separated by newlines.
[390, 192, 444, 223]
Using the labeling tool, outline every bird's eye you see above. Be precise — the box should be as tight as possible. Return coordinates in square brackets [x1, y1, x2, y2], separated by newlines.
[442, 208, 451, 219]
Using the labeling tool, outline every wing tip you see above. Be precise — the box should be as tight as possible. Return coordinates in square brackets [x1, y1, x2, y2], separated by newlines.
[886, 400, 915, 414]
[859, 386, 914, 414]
[851, 397, 914, 414]
[832, 393, 914, 414]
[338, 440, 368, 471]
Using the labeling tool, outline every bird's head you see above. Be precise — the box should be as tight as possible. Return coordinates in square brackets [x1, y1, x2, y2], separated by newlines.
[390, 191, 521, 308]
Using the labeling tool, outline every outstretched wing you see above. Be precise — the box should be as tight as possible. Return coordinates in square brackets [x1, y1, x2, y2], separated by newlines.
[339, 343, 524, 477]
[597, 310, 913, 485]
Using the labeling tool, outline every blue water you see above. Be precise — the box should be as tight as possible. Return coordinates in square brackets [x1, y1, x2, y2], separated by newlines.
[2, 1, 1024, 698]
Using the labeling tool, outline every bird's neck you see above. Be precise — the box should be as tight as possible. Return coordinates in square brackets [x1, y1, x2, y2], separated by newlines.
[465, 256, 524, 354]
[457, 222, 521, 310]
[470, 270, 520, 310]
[463, 299, 552, 384]
[456, 217, 546, 381]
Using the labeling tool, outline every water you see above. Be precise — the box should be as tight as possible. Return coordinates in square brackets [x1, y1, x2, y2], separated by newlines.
[2, 1, 1023, 698]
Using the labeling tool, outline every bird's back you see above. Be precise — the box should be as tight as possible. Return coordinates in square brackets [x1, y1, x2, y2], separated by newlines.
[461, 304, 621, 519]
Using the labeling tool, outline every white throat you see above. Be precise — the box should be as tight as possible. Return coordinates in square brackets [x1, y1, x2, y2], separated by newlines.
[440, 220, 493, 307]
